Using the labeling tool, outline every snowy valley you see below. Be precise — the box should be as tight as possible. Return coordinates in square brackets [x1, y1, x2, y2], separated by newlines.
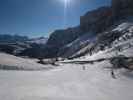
[0, 0, 133, 100]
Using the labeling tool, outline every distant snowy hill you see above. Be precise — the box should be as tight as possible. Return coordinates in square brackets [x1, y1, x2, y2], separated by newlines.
[0, 34, 29, 43]
[0, 35, 48, 57]
[27, 37, 48, 44]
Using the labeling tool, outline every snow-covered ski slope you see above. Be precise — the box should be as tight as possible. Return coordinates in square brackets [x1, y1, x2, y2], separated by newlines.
[0, 60, 133, 100]
[0, 44, 133, 100]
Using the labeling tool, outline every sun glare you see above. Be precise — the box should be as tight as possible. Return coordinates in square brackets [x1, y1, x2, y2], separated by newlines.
[58, 0, 72, 26]
[59, 0, 71, 7]
[60, 0, 70, 4]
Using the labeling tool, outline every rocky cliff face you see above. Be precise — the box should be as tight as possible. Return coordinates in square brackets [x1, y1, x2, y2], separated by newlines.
[47, 26, 82, 48]
[47, 6, 113, 48]
[43, 0, 133, 58]
[80, 7, 112, 33]
[45, 7, 113, 58]
[62, 21, 133, 59]
[44, 26, 83, 57]
[112, 0, 133, 18]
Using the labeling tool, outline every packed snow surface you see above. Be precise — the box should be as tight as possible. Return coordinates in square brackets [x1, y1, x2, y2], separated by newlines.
[0, 49, 133, 100]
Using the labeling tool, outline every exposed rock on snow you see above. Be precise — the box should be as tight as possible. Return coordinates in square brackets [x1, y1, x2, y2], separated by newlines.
[58, 33, 95, 58]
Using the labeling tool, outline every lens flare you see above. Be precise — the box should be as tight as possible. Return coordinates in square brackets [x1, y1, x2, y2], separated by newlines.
[63, 0, 70, 27]
[58, 0, 72, 27]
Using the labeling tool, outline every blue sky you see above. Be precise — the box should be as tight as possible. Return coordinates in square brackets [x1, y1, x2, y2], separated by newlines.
[0, 0, 111, 37]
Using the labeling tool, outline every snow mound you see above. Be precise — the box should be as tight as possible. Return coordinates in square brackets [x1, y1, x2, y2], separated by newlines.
[0, 53, 53, 70]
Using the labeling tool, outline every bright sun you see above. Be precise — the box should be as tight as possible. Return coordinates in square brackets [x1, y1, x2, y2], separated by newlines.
[64, 0, 70, 4]
[59, 0, 71, 5]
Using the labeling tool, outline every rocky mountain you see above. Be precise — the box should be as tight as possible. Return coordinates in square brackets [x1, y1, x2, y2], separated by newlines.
[1, 0, 133, 59]
[44, 7, 113, 58]
[0, 34, 29, 43]
[0, 35, 30, 55]
[0, 35, 48, 57]
[80, 21, 133, 58]
[15, 37, 48, 58]
[80, 6, 112, 33]
[44, 0, 133, 59]
[58, 33, 96, 58]
[44, 26, 83, 57]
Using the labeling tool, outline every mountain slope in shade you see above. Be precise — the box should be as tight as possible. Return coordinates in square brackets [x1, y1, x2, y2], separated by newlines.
[58, 17, 133, 59]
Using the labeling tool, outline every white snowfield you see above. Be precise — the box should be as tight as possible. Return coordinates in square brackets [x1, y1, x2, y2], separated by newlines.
[0, 46, 133, 100]
[0, 53, 53, 70]
[0, 61, 133, 100]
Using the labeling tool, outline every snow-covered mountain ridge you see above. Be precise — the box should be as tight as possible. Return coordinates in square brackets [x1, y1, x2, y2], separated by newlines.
[43, 0, 133, 58]
[58, 20, 133, 59]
